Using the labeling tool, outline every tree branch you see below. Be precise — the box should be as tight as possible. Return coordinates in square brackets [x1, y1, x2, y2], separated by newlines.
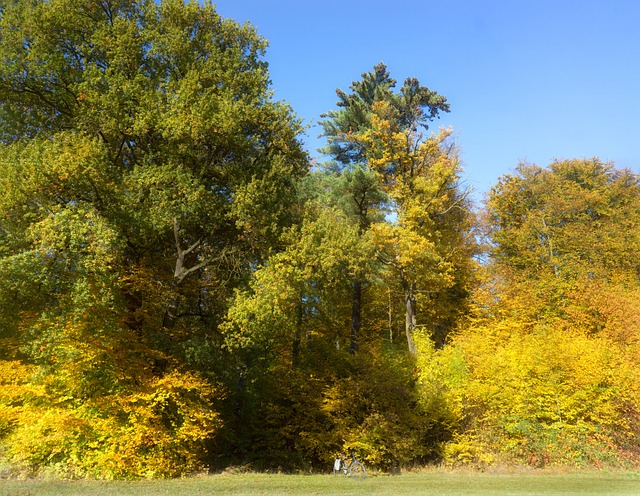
[172, 217, 205, 283]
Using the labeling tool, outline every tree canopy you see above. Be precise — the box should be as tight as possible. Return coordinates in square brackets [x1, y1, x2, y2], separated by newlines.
[0, 0, 638, 478]
[0, 0, 307, 477]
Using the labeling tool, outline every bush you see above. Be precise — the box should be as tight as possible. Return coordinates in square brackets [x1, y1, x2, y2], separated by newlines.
[418, 321, 640, 468]
[0, 364, 221, 479]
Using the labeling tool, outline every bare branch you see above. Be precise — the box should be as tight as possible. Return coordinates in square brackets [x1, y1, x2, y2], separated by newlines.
[172, 217, 207, 283]
[183, 238, 201, 257]
[178, 260, 207, 283]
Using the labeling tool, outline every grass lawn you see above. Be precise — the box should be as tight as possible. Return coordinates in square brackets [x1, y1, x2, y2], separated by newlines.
[0, 471, 638, 496]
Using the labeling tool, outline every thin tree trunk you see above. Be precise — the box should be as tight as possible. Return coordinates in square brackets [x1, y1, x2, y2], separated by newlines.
[404, 284, 417, 355]
[350, 279, 362, 355]
[292, 296, 303, 366]
[388, 288, 393, 343]
[162, 282, 179, 330]
[123, 287, 143, 333]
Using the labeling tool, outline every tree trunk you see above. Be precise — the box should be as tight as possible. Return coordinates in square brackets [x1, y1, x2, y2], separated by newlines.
[123, 287, 143, 333]
[162, 218, 206, 331]
[404, 284, 417, 355]
[162, 282, 179, 330]
[388, 288, 394, 343]
[350, 279, 362, 354]
[292, 297, 303, 367]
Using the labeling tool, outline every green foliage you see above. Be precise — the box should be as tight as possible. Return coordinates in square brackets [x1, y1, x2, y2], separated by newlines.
[2, 0, 637, 479]
[319, 62, 449, 167]
[222, 206, 374, 352]
[219, 207, 378, 469]
[0, 0, 306, 478]
[321, 346, 448, 471]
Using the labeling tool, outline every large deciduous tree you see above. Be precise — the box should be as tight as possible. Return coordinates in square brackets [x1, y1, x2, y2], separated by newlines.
[425, 159, 640, 468]
[485, 159, 640, 328]
[0, 0, 306, 477]
[361, 101, 476, 352]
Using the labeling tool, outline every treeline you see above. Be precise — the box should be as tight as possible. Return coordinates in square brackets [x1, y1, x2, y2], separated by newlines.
[0, 0, 638, 478]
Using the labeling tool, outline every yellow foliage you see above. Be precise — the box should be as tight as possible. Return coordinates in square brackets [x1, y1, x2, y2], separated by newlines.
[419, 319, 640, 468]
[0, 364, 221, 479]
[87, 370, 221, 479]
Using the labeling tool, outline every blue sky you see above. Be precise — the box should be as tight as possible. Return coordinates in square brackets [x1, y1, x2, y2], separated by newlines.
[215, 0, 640, 201]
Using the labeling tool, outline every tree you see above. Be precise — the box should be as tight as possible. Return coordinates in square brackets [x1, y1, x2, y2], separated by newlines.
[220, 205, 378, 468]
[318, 65, 395, 353]
[0, 0, 307, 477]
[320, 63, 449, 168]
[318, 63, 472, 353]
[485, 159, 640, 326]
[361, 100, 475, 353]
[427, 158, 640, 468]
[309, 165, 387, 353]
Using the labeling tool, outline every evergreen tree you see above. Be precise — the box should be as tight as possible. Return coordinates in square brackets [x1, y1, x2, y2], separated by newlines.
[320, 64, 474, 352]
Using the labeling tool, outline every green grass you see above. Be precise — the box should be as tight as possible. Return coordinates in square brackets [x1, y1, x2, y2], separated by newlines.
[0, 471, 638, 496]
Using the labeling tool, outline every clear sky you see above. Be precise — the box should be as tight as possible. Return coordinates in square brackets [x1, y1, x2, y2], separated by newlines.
[214, 0, 640, 201]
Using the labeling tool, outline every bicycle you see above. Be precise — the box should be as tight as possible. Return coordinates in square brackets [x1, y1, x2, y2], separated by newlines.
[333, 452, 366, 479]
